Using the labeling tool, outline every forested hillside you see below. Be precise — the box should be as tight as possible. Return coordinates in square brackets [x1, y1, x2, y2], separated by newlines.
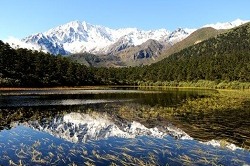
[143, 23, 250, 82]
[156, 27, 225, 62]
[0, 41, 95, 87]
[0, 23, 250, 87]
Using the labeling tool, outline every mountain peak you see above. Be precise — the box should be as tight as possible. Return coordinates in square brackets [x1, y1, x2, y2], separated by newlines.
[47, 20, 84, 33]
[232, 18, 245, 24]
[67, 20, 82, 26]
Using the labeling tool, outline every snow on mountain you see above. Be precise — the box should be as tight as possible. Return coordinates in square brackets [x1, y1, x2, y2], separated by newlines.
[22, 33, 68, 55]
[42, 21, 116, 54]
[6, 19, 249, 55]
[203, 19, 249, 29]
[4, 36, 47, 52]
[167, 28, 196, 44]
[19, 21, 194, 55]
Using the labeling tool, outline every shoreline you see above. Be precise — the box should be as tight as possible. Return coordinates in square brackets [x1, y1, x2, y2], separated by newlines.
[0, 85, 250, 91]
[0, 86, 111, 91]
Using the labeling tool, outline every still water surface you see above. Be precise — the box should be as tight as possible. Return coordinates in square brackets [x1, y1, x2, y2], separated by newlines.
[0, 87, 249, 165]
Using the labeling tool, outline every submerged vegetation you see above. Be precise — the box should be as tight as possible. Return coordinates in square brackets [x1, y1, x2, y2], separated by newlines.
[2, 126, 249, 165]
[117, 90, 250, 149]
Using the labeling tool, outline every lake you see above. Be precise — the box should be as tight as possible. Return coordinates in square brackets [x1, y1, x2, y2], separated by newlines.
[0, 87, 249, 165]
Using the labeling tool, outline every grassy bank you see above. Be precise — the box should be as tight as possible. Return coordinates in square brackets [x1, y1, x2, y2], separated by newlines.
[1, 80, 250, 90]
[138, 80, 250, 89]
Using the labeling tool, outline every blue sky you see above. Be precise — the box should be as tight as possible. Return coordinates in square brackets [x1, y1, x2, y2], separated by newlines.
[0, 0, 249, 39]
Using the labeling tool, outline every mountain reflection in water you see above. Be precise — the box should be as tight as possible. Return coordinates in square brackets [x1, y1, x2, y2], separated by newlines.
[23, 112, 192, 143]
[0, 88, 249, 165]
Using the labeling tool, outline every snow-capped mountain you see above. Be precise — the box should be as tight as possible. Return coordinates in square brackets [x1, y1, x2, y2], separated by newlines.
[10, 21, 194, 55]
[203, 18, 249, 29]
[22, 33, 68, 55]
[5, 19, 249, 56]
[5, 36, 43, 52]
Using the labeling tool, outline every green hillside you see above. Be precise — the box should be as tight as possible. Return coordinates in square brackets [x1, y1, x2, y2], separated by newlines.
[157, 27, 226, 62]
[144, 22, 250, 82]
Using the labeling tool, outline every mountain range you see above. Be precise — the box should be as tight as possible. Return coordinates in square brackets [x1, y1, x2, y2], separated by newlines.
[5, 19, 249, 66]
[8, 21, 194, 54]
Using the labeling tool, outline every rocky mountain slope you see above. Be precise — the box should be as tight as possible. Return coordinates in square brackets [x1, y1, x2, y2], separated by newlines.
[68, 27, 226, 67]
